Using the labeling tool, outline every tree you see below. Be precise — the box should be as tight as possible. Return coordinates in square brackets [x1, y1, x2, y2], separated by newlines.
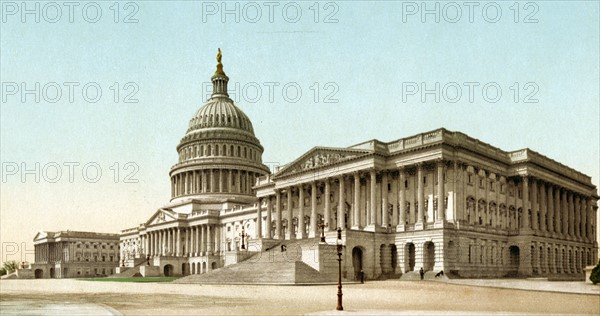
[2, 260, 19, 274]
[0, 267, 6, 276]
[591, 261, 600, 285]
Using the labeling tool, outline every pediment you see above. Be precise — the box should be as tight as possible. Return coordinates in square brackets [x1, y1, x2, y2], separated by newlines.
[275, 147, 371, 177]
[145, 208, 178, 226]
[33, 231, 49, 241]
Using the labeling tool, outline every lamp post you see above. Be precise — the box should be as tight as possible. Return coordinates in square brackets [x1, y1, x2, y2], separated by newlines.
[240, 225, 249, 250]
[318, 221, 328, 243]
[336, 227, 343, 311]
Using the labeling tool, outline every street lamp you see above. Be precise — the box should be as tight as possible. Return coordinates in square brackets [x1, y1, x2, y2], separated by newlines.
[336, 227, 343, 311]
[240, 225, 249, 250]
[318, 221, 328, 243]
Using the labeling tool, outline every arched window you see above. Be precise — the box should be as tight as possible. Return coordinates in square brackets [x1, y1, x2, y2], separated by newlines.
[207, 145, 212, 156]
[237, 146, 241, 157]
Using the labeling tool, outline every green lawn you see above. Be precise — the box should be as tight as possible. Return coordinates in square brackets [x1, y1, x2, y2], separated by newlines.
[78, 277, 178, 283]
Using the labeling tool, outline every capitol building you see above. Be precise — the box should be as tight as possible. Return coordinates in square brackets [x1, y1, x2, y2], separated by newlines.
[34, 50, 599, 281]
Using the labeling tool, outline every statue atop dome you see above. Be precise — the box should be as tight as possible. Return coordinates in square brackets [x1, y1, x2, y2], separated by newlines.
[215, 48, 226, 76]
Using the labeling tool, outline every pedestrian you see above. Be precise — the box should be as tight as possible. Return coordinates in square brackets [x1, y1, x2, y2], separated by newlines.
[419, 267, 424, 280]
[360, 269, 365, 284]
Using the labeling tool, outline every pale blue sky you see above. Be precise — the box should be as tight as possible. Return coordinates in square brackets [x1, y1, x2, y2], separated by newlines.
[1, 1, 598, 260]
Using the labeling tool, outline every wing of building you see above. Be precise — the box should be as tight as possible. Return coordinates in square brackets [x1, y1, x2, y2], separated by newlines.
[100, 51, 600, 281]
[28, 231, 120, 279]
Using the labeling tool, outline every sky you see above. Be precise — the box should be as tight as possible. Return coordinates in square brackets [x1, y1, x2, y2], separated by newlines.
[1, 1, 599, 262]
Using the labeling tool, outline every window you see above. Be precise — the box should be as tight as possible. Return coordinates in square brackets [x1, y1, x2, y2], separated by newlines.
[93, 245, 97, 249]
[404, 180, 408, 189]
[110, 256, 114, 262]
[467, 174, 473, 185]
[423, 176, 427, 185]
[76, 244, 81, 248]
[101, 245, 106, 249]
[490, 180, 495, 192]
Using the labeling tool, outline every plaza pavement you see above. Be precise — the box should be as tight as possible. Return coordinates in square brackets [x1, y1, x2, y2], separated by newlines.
[0, 278, 598, 315]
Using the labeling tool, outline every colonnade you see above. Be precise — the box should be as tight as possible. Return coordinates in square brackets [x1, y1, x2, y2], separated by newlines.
[256, 160, 448, 240]
[171, 169, 258, 198]
[519, 176, 595, 241]
[144, 224, 219, 257]
[530, 241, 594, 275]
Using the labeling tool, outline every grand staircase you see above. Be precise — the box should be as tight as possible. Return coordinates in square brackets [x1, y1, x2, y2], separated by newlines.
[175, 238, 339, 284]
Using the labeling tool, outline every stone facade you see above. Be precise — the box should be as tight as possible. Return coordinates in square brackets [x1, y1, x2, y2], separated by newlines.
[31, 231, 120, 278]
[119, 51, 598, 281]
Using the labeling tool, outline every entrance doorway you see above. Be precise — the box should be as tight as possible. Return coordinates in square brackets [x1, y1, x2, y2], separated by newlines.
[163, 264, 174, 276]
[405, 243, 415, 272]
[423, 242, 435, 271]
[34, 269, 43, 279]
[390, 244, 398, 273]
[508, 246, 520, 276]
[352, 247, 363, 280]
[49, 268, 55, 278]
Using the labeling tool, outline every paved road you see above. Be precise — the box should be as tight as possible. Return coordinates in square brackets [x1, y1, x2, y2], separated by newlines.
[1, 279, 598, 315]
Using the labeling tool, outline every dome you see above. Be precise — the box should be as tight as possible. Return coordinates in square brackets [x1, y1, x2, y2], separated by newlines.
[168, 49, 270, 205]
[186, 97, 255, 135]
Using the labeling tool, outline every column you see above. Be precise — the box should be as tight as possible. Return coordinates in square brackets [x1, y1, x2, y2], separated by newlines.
[200, 225, 205, 253]
[325, 179, 332, 231]
[437, 160, 445, 222]
[538, 182, 546, 232]
[275, 190, 282, 239]
[353, 173, 361, 229]
[554, 187, 561, 234]
[207, 225, 213, 253]
[522, 176, 530, 230]
[416, 164, 424, 228]
[568, 192, 574, 237]
[398, 168, 406, 229]
[370, 169, 377, 227]
[256, 199, 263, 239]
[562, 190, 568, 235]
[381, 172, 389, 228]
[145, 234, 150, 256]
[574, 195, 581, 239]
[176, 228, 181, 256]
[337, 176, 345, 229]
[392, 172, 399, 226]
[309, 182, 317, 237]
[219, 169, 223, 193]
[286, 187, 294, 239]
[266, 196, 273, 239]
[227, 170, 233, 193]
[581, 197, 588, 242]
[298, 185, 306, 238]
[586, 198, 592, 242]
[237, 170, 242, 193]
[547, 184, 554, 233]
[531, 179, 538, 231]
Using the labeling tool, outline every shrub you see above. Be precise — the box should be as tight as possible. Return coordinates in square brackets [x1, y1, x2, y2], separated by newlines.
[591, 261, 600, 285]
